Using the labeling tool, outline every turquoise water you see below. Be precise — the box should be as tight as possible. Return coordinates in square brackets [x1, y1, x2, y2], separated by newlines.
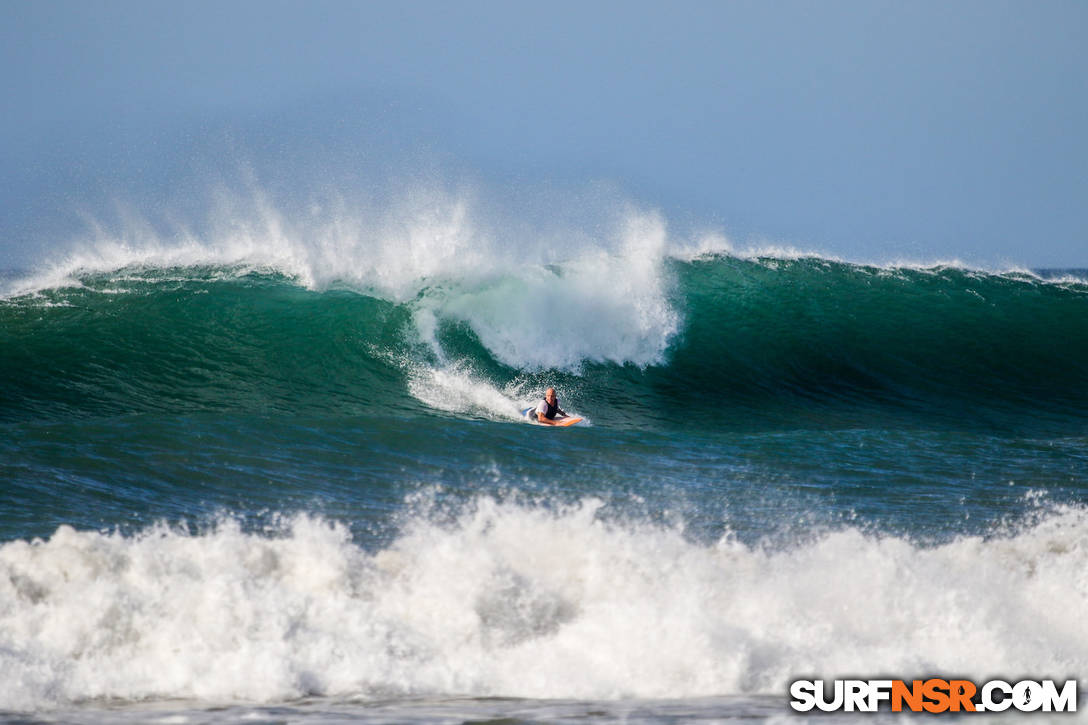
[2, 251, 1087, 721]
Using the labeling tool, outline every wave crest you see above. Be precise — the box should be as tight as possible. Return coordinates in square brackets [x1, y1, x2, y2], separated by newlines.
[3, 209, 1087, 431]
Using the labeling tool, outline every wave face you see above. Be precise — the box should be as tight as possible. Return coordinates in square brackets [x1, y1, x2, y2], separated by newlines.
[655, 258, 1088, 432]
[3, 252, 1087, 433]
[1, 498, 1086, 708]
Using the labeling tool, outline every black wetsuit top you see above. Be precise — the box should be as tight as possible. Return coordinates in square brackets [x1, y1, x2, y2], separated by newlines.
[543, 398, 561, 419]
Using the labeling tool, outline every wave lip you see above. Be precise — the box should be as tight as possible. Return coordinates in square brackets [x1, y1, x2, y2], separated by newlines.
[1, 499, 1086, 709]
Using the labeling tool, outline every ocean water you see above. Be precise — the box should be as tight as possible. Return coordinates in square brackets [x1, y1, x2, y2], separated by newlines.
[2, 206, 1087, 723]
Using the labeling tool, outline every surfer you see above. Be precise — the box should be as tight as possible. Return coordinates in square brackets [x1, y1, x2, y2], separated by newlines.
[535, 387, 570, 425]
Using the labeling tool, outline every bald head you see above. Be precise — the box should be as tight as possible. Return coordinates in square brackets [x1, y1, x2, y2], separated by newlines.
[545, 387, 556, 403]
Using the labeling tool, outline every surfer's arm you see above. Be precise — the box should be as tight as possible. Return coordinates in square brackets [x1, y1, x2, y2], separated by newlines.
[536, 412, 558, 425]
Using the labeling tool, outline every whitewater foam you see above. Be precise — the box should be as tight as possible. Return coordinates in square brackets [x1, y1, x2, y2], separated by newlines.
[408, 210, 680, 371]
[1, 497, 1086, 710]
[405, 363, 529, 422]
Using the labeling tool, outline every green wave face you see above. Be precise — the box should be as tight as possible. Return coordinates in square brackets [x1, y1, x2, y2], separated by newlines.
[0, 271, 422, 421]
[3, 259, 1087, 434]
[651, 258, 1088, 431]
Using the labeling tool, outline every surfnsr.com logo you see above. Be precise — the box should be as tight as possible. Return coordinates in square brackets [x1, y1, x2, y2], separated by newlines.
[789, 679, 1078, 713]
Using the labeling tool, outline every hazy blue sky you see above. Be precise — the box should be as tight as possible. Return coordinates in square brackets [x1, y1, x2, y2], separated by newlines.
[2, 0, 1086, 267]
